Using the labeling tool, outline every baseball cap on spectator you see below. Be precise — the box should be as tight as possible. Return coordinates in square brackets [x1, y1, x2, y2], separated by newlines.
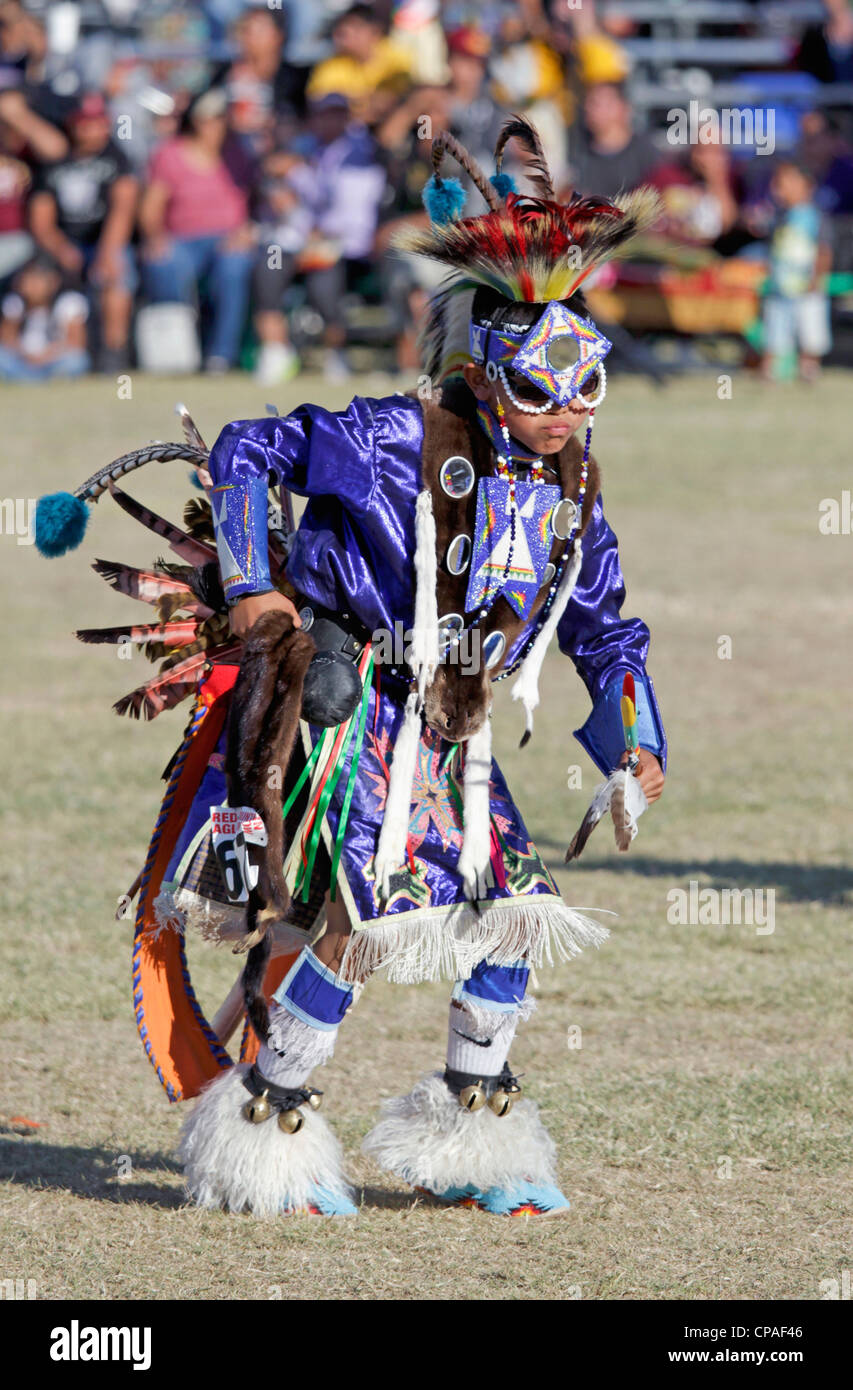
[446, 26, 491, 60]
[66, 92, 109, 128]
[308, 92, 350, 113]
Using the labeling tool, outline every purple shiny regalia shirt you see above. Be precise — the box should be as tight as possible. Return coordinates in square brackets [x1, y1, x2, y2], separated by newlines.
[207, 393, 666, 774]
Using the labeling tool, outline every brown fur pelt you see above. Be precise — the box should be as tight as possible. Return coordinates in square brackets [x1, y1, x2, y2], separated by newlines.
[417, 382, 601, 743]
[226, 610, 316, 926]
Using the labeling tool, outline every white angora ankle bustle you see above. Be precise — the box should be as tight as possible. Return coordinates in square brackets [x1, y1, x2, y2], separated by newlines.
[362, 1070, 558, 1195]
[179, 1064, 356, 1216]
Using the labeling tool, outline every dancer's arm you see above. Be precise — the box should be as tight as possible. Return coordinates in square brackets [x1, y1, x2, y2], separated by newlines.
[207, 398, 378, 634]
[557, 493, 666, 798]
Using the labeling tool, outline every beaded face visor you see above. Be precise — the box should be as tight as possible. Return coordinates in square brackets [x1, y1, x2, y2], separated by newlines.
[469, 301, 612, 410]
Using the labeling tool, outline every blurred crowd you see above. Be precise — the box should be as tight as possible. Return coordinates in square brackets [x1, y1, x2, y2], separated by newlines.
[1, 0, 853, 383]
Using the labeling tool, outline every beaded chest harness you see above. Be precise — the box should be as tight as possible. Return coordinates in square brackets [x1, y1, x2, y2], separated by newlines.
[436, 400, 593, 679]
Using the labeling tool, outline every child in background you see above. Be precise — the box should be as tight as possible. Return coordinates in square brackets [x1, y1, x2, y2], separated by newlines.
[0, 253, 89, 381]
[762, 161, 832, 382]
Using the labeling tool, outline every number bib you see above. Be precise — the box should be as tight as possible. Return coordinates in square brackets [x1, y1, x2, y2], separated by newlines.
[210, 805, 268, 903]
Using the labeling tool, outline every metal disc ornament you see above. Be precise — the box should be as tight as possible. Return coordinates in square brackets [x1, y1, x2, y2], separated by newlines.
[445, 533, 471, 575]
[541, 562, 556, 588]
[439, 456, 476, 499]
[551, 497, 579, 540]
[437, 612, 464, 654]
[482, 630, 507, 670]
[547, 335, 581, 373]
[298, 605, 315, 632]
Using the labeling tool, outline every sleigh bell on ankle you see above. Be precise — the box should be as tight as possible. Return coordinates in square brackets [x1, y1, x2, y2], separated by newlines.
[487, 1088, 515, 1117]
[459, 1081, 487, 1112]
[277, 1106, 305, 1134]
[243, 1089, 272, 1124]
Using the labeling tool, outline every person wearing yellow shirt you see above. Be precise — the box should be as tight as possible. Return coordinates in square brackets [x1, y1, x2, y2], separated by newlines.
[307, 4, 412, 125]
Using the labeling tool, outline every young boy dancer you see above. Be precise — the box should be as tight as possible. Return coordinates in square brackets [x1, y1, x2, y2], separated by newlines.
[37, 118, 665, 1217]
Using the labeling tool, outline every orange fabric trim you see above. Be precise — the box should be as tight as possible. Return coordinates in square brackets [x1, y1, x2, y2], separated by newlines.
[134, 664, 239, 1102]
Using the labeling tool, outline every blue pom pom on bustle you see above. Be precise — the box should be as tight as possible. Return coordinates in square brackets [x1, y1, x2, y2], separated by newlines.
[490, 171, 517, 198]
[34, 491, 89, 557]
[422, 174, 467, 225]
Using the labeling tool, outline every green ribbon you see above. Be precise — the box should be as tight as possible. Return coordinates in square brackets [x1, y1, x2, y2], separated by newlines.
[296, 654, 374, 903]
[443, 745, 464, 822]
[281, 733, 325, 823]
[329, 651, 374, 900]
[440, 741, 460, 776]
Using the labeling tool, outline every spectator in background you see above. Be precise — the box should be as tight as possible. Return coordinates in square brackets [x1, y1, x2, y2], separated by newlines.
[0, 83, 67, 164]
[649, 140, 744, 252]
[798, 109, 853, 215]
[213, 2, 309, 155]
[553, 0, 632, 86]
[390, 0, 449, 87]
[250, 143, 311, 386]
[797, 0, 853, 84]
[0, 137, 32, 282]
[307, 4, 412, 126]
[28, 92, 138, 371]
[446, 26, 504, 185]
[252, 92, 385, 383]
[0, 1, 78, 128]
[570, 82, 658, 198]
[140, 86, 256, 375]
[0, 85, 69, 284]
[203, 0, 248, 45]
[375, 82, 451, 372]
[762, 161, 832, 383]
[0, 251, 89, 380]
[140, 2, 212, 108]
[489, 7, 569, 186]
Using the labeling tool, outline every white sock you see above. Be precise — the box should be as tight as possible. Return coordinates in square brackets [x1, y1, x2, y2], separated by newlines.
[445, 1000, 520, 1079]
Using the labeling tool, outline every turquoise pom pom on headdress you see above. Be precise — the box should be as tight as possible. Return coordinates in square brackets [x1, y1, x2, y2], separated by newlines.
[34, 492, 89, 557]
[420, 130, 502, 228]
[489, 171, 517, 198]
[422, 174, 467, 226]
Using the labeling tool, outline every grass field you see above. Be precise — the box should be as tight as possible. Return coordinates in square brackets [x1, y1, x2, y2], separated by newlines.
[1, 367, 851, 1301]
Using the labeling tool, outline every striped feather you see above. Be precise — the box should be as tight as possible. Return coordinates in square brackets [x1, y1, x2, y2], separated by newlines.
[107, 479, 216, 566]
[93, 559, 214, 618]
[76, 620, 200, 647]
[113, 651, 212, 720]
[494, 114, 555, 200]
[176, 403, 208, 453]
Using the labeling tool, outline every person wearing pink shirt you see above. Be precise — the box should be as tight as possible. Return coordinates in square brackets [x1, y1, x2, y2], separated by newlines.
[139, 87, 256, 373]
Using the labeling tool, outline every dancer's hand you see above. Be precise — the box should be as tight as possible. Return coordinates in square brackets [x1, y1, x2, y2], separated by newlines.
[621, 748, 665, 804]
[229, 590, 302, 641]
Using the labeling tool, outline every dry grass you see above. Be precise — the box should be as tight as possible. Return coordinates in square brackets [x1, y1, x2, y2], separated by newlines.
[1, 368, 851, 1300]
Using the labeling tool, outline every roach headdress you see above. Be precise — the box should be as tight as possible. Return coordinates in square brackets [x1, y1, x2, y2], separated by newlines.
[395, 114, 660, 393]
